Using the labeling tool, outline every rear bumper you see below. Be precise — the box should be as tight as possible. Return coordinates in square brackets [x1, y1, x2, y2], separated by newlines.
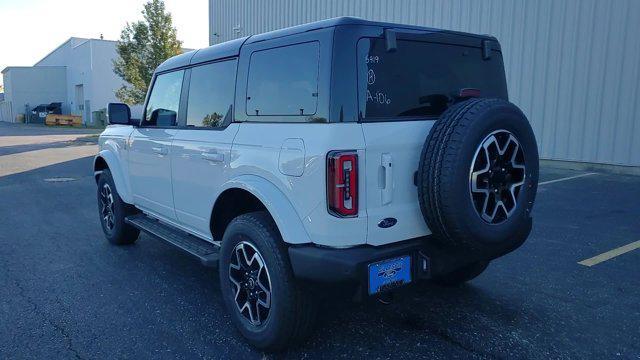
[289, 239, 424, 283]
[288, 219, 529, 287]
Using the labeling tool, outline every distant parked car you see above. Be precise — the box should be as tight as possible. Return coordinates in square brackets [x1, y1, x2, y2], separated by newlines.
[94, 17, 539, 350]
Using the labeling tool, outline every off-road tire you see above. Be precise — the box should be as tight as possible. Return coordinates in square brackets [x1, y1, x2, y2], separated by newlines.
[418, 98, 539, 250]
[97, 169, 140, 245]
[219, 211, 317, 351]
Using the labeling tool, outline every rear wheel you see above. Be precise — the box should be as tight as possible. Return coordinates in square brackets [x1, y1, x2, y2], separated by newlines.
[97, 169, 139, 245]
[219, 211, 317, 351]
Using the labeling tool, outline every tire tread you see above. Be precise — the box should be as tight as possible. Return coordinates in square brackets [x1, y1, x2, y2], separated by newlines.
[418, 98, 526, 248]
[222, 211, 317, 350]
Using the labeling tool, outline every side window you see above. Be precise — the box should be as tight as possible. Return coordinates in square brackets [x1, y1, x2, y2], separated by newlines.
[144, 70, 184, 127]
[186, 59, 237, 128]
[246, 41, 319, 118]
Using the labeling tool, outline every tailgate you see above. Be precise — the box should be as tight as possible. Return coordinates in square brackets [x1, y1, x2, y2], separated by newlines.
[356, 34, 507, 246]
[362, 121, 432, 245]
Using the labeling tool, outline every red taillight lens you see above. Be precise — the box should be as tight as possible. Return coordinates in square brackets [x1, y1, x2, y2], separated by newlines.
[327, 151, 358, 217]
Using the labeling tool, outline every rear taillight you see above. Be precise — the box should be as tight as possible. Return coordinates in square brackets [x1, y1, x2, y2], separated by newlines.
[327, 150, 358, 217]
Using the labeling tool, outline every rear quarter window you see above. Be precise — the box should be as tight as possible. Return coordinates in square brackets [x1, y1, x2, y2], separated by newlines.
[246, 41, 320, 118]
[358, 38, 507, 121]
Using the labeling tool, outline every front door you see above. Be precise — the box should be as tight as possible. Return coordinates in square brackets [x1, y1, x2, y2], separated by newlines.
[171, 60, 239, 239]
[129, 69, 185, 220]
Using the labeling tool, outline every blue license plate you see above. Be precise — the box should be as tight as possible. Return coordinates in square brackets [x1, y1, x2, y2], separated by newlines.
[368, 256, 411, 295]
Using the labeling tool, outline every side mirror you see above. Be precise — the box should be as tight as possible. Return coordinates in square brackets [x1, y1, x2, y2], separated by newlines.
[107, 103, 132, 125]
[149, 108, 177, 127]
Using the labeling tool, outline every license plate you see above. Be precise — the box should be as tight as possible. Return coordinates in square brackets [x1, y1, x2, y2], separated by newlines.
[368, 256, 411, 295]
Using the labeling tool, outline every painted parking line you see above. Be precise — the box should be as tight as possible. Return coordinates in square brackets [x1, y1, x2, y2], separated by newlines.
[578, 240, 640, 267]
[538, 172, 597, 186]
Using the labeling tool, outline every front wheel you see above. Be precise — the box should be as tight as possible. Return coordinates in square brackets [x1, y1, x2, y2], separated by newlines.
[219, 211, 317, 351]
[97, 169, 139, 245]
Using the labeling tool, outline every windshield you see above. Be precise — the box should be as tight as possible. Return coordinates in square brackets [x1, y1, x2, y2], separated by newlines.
[358, 38, 508, 121]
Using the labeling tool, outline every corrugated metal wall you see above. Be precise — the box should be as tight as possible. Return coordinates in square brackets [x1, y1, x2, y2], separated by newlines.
[210, 0, 640, 167]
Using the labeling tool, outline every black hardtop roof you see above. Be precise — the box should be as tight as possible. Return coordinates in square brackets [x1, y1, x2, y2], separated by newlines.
[155, 16, 494, 73]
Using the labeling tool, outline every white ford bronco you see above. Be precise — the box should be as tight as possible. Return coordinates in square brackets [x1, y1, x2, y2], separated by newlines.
[95, 18, 539, 350]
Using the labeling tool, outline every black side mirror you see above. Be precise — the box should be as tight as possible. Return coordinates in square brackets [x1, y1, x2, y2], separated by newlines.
[107, 103, 132, 125]
[149, 108, 177, 127]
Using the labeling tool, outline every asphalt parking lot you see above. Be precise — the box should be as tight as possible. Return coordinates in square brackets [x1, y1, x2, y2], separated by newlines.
[1, 122, 639, 359]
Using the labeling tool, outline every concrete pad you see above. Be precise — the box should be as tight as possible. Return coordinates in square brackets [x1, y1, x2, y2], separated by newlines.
[0, 145, 98, 177]
[0, 134, 98, 147]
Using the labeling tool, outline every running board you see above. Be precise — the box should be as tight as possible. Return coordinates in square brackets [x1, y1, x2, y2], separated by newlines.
[125, 214, 219, 267]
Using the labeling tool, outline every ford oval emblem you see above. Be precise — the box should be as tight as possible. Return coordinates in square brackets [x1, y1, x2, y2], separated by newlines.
[377, 218, 397, 228]
[378, 266, 400, 278]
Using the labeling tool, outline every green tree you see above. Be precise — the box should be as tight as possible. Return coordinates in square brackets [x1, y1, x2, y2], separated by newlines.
[202, 112, 223, 127]
[113, 0, 182, 104]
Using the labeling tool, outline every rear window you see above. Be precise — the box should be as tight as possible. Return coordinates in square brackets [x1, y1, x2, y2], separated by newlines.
[358, 38, 507, 120]
[186, 59, 237, 128]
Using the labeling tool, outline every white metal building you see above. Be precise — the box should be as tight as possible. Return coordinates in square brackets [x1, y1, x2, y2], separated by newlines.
[0, 66, 67, 123]
[0, 37, 143, 124]
[209, 0, 640, 168]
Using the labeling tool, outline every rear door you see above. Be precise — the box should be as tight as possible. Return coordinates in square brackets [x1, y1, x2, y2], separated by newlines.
[358, 36, 508, 246]
[171, 59, 239, 240]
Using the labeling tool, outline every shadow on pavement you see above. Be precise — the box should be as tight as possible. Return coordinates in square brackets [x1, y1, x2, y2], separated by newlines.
[0, 121, 102, 136]
[0, 136, 98, 156]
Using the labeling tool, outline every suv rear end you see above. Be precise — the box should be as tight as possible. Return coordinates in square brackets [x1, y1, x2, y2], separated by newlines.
[333, 24, 508, 246]
[290, 21, 537, 296]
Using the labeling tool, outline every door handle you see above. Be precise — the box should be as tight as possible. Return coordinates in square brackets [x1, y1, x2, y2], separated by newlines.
[381, 153, 393, 205]
[151, 146, 168, 155]
[201, 152, 224, 163]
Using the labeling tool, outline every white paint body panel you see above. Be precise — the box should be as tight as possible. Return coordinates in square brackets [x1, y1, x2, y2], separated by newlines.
[218, 175, 312, 245]
[128, 127, 178, 220]
[98, 119, 434, 247]
[361, 121, 432, 246]
[231, 123, 368, 247]
[171, 124, 240, 239]
[95, 125, 135, 203]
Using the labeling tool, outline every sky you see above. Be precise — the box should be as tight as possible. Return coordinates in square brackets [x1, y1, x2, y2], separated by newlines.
[0, 0, 209, 88]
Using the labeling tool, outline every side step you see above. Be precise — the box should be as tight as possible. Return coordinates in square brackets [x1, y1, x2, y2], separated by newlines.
[125, 213, 219, 267]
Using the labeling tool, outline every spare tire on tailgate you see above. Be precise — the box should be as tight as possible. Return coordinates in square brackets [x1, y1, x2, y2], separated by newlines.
[418, 98, 539, 251]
